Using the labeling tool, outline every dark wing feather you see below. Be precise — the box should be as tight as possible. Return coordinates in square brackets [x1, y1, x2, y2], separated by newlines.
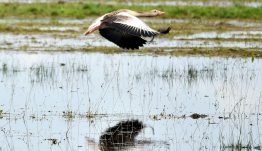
[99, 28, 147, 50]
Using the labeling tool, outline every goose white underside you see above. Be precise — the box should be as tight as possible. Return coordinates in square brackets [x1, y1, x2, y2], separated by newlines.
[113, 12, 159, 36]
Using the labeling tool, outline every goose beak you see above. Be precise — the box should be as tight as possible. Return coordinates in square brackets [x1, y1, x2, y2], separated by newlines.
[84, 25, 101, 35]
[84, 30, 90, 35]
[159, 11, 165, 16]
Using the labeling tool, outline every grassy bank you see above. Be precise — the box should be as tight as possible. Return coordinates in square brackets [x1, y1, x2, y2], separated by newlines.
[0, 3, 262, 19]
[79, 47, 262, 58]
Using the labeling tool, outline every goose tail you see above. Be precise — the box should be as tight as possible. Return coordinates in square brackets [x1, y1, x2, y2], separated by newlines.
[158, 27, 171, 34]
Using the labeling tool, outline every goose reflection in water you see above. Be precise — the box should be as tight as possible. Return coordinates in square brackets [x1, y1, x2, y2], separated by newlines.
[86, 119, 169, 151]
[99, 120, 145, 151]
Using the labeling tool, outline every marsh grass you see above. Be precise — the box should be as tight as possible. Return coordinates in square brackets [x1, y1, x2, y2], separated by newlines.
[160, 64, 215, 85]
[1, 63, 8, 74]
[76, 65, 88, 72]
[1, 18, 262, 35]
[186, 65, 215, 84]
[168, 48, 262, 58]
[0, 63, 22, 77]
[61, 110, 102, 120]
[150, 112, 208, 120]
[29, 64, 56, 83]
[62, 111, 75, 119]
[187, 65, 198, 82]
[1, 3, 262, 19]
[0, 23, 78, 34]
[223, 143, 252, 150]
[82, 47, 262, 58]
[46, 138, 60, 145]
[221, 136, 260, 151]
[0, 109, 3, 119]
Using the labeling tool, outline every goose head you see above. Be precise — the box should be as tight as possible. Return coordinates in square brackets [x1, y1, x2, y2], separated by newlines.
[149, 9, 165, 16]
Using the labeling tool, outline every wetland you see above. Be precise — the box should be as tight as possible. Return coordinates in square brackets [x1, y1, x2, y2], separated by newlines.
[0, 1, 262, 151]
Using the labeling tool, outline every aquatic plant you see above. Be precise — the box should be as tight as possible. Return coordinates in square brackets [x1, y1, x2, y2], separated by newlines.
[62, 111, 75, 119]
[0, 109, 3, 119]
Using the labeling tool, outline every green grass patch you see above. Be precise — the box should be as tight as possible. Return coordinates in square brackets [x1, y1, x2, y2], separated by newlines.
[0, 3, 262, 19]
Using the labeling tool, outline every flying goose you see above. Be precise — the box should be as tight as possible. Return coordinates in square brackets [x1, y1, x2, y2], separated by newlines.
[84, 9, 171, 49]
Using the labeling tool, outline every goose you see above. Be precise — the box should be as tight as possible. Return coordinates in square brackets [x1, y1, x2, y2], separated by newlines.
[84, 9, 171, 49]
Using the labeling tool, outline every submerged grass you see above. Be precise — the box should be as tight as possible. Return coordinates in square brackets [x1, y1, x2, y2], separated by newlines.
[223, 143, 252, 150]
[0, 109, 3, 119]
[62, 111, 75, 119]
[0, 3, 262, 19]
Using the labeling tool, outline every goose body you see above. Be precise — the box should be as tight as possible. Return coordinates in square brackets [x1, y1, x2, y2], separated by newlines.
[84, 9, 170, 49]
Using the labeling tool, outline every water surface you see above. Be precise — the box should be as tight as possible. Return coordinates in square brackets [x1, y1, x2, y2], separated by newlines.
[0, 51, 261, 151]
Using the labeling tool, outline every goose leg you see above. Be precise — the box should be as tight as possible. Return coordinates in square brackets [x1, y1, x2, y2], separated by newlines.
[149, 36, 155, 42]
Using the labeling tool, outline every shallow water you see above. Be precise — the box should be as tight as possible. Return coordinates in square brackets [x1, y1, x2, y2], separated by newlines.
[1, 17, 262, 50]
[174, 31, 262, 39]
[1, 32, 262, 51]
[0, 51, 261, 151]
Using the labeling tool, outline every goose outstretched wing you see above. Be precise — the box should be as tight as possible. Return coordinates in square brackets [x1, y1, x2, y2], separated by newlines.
[101, 12, 159, 37]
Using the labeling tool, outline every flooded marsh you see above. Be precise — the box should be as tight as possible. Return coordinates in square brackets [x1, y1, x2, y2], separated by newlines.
[0, 51, 262, 150]
[1, 18, 262, 54]
[1, 1, 262, 150]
